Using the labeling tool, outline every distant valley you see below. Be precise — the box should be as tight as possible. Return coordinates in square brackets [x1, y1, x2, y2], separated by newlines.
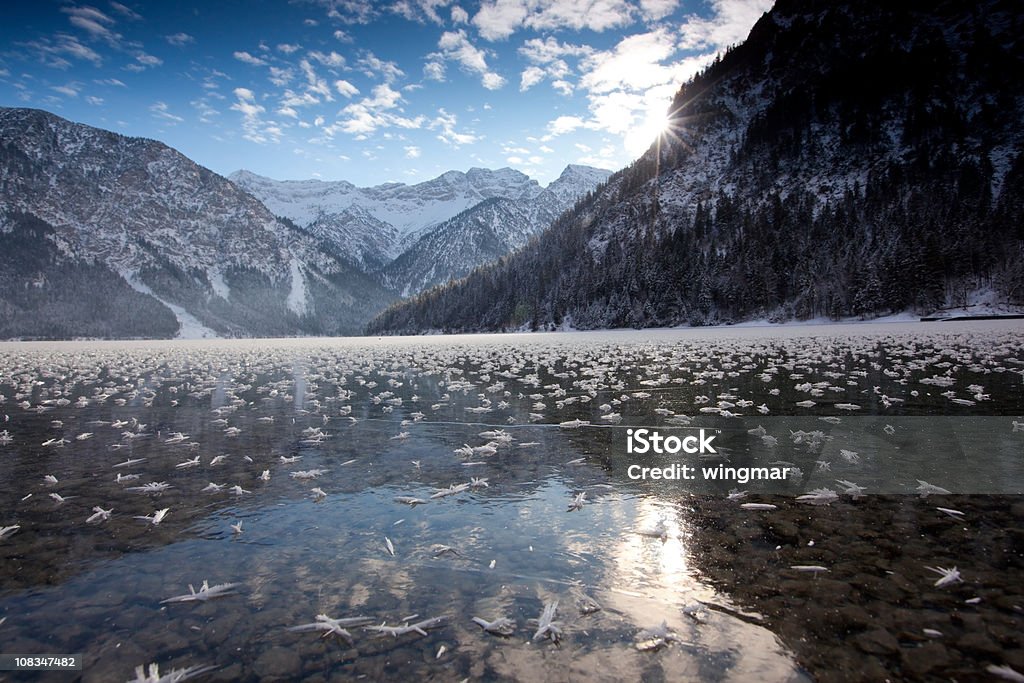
[0, 105, 607, 340]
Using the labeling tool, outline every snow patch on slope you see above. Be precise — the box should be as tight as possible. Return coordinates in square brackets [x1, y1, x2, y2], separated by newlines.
[119, 270, 219, 339]
[286, 258, 309, 316]
[208, 269, 230, 300]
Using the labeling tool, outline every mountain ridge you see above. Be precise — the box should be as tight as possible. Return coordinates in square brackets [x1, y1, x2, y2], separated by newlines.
[230, 162, 610, 294]
[0, 106, 395, 339]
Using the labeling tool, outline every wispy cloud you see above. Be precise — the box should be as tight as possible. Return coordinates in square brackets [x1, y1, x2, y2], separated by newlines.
[355, 52, 404, 82]
[301, 0, 378, 24]
[299, 58, 334, 101]
[268, 66, 294, 86]
[230, 87, 283, 143]
[21, 34, 103, 69]
[388, 0, 450, 24]
[430, 108, 477, 146]
[61, 5, 121, 45]
[123, 51, 162, 72]
[109, 2, 143, 21]
[433, 29, 505, 90]
[51, 82, 82, 97]
[191, 97, 220, 122]
[165, 32, 194, 46]
[234, 50, 268, 66]
[308, 50, 346, 68]
[150, 100, 184, 122]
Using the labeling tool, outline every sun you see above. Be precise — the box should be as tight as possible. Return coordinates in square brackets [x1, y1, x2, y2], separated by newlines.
[624, 108, 671, 158]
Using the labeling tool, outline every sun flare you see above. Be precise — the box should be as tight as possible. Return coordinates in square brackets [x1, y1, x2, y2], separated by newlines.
[624, 109, 672, 157]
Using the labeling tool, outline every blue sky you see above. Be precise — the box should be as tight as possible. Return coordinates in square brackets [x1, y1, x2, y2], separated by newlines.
[0, 0, 772, 186]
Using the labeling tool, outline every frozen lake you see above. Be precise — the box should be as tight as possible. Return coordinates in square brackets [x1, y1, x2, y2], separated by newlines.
[0, 321, 1022, 681]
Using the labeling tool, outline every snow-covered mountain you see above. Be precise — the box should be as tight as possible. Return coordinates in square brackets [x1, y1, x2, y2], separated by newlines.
[0, 107, 394, 339]
[382, 197, 536, 296]
[369, 0, 1024, 333]
[229, 163, 609, 292]
[383, 164, 610, 295]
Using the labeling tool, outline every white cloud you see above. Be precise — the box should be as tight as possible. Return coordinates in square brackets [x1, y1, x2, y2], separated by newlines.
[472, 0, 635, 41]
[366, 83, 402, 109]
[517, 37, 590, 94]
[309, 50, 346, 68]
[519, 36, 593, 64]
[280, 89, 320, 108]
[434, 29, 505, 90]
[545, 115, 586, 137]
[335, 83, 424, 135]
[95, 77, 126, 87]
[471, 0, 527, 41]
[678, 0, 773, 50]
[451, 5, 469, 23]
[576, 144, 619, 169]
[519, 66, 544, 91]
[135, 52, 162, 67]
[335, 79, 359, 97]
[62, 5, 120, 45]
[165, 32, 194, 46]
[150, 101, 184, 123]
[51, 83, 81, 97]
[580, 28, 676, 94]
[21, 34, 102, 69]
[300, 59, 334, 101]
[356, 52, 405, 82]
[109, 2, 143, 20]
[551, 79, 574, 95]
[639, 0, 679, 20]
[482, 71, 506, 90]
[268, 66, 294, 86]
[389, 0, 451, 24]
[405, 145, 421, 158]
[305, 0, 378, 23]
[430, 108, 477, 146]
[191, 98, 220, 122]
[234, 51, 268, 66]
[85, 95, 103, 105]
[277, 43, 301, 54]
[231, 87, 282, 144]
[423, 61, 445, 81]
